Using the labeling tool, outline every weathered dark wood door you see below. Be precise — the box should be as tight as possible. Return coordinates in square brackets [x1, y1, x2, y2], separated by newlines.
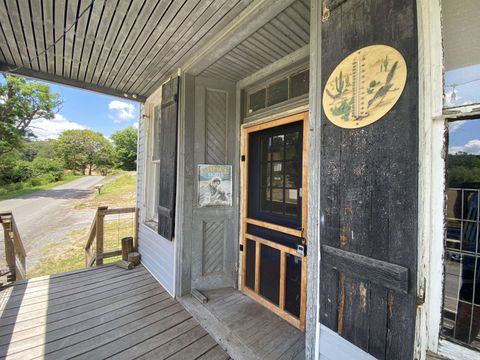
[319, 0, 418, 359]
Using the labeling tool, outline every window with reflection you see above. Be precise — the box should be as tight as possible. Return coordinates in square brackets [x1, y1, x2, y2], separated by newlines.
[443, 0, 480, 108]
[442, 119, 480, 350]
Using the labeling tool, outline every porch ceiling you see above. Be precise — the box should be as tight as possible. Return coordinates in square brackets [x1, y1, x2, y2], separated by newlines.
[199, 0, 310, 83]
[0, 0, 254, 101]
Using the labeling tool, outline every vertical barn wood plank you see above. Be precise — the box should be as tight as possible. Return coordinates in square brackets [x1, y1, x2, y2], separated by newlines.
[319, 0, 419, 358]
[318, 0, 343, 331]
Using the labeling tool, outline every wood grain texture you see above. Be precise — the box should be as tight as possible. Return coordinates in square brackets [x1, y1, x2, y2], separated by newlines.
[318, 0, 419, 359]
[0, 265, 226, 360]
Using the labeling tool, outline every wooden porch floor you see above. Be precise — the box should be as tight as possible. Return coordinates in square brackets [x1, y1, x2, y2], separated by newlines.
[0, 265, 229, 360]
[180, 288, 305, 360]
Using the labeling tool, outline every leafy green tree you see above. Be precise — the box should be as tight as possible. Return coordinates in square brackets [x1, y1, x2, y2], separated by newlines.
[110, 127, 138, 171]
[55, 130, 113, 175]
[20, 139, 57, 161]
[0, 75, 61, 156]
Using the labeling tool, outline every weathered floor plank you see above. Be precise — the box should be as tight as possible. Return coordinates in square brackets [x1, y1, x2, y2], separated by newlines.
[180, 288, 306, 360]
[0, 265, 228, 360]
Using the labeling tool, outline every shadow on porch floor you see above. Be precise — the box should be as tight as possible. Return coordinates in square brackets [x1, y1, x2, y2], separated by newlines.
[0, 264, 229, 359]
[180, 288, 305, 360]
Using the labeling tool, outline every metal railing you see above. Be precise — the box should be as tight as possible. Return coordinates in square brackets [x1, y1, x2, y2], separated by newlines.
[443, 188, 480, 349]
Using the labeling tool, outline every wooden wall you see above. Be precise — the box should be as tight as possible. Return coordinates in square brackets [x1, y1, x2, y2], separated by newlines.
[318, 0, 419, 359]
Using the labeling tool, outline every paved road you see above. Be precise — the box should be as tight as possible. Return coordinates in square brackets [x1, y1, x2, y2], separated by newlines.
[0, 176, 104, 271]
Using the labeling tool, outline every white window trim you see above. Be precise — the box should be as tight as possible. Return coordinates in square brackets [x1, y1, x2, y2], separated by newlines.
[418, 1, 480, 359]
[143, 87, 163, 224]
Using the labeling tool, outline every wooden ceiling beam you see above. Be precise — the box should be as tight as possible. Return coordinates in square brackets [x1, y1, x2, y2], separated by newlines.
[0, 62, 146, 103]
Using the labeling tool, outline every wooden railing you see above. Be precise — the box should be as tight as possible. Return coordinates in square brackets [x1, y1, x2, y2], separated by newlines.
[0, 211, 26, 282]
[85, 206, 138, 267]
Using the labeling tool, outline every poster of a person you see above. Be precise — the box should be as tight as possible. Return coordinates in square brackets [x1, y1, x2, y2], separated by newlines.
[198, 165, 232, 207]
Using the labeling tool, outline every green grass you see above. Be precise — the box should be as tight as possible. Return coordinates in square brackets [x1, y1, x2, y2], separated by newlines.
[28, 217, 135, 278]
[28, 172, 137, 278]
[75, 171, 136, 209]
[0, 174, 84, 201]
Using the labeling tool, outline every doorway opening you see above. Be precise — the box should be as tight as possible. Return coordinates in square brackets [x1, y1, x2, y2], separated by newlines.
[241, 111, 308, 330]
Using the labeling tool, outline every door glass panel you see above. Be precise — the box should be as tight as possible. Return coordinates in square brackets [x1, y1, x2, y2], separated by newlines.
[267, 79, 289, 107]
[290, 70, 310, 98]
[249, 89, 266, 113]
[248, 121, 303, 226]
[285, 161, 299, 188]
[271, 135, 284, 160]
[285, 132, 299, 160]
[272, 162, 284, 187]
[272, 189, 284, 214]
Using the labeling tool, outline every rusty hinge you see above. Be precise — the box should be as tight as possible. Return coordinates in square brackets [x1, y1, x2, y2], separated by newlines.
[417, 287, 425, 307]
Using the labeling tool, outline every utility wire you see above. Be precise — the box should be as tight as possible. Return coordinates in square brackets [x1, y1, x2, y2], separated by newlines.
[446, 77, 480, 88]
[2, 0, 96, 74]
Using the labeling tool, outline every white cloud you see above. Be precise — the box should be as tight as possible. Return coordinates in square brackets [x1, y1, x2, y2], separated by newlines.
[108, 100, 135, 123]
[133, 122, 139, 129]
[449, 139, 480, 155]
[30, 114, 85, 140]
[449, 120, 466, 133]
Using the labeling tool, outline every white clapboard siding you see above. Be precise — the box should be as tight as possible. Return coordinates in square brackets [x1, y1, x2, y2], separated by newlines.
[136, 106, 176, 296]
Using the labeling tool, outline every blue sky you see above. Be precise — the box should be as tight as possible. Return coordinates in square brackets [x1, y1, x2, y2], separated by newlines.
[446, 63, 480, 155]
[18, 79, 140, 140]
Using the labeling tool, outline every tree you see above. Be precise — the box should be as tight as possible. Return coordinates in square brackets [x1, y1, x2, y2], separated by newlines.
[0, 75, 61, 156]
[110, 127, 138, 171]
[55, 130, 113, 175]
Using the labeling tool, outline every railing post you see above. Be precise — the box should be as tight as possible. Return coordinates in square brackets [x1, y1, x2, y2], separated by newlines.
[96, 206, 108, 266]
[133, 207, 139, 251]
[2, 221, 16, 282]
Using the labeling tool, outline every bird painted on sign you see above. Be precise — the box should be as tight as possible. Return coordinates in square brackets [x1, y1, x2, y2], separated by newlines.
[368, 61, 399, 108]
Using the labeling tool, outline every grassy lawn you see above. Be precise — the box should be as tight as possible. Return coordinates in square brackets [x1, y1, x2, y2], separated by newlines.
[0, 174, 84, 201]
[28, 218, 136, 278]
[28, 172, 137, 278]
[75, 171, 136, 209]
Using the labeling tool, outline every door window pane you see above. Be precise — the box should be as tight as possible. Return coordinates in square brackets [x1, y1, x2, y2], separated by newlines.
[443, 0, 480, 108]
[267, 79, 289, 107]
[290, 70, 309, 98]
[249, 89, 266, 113]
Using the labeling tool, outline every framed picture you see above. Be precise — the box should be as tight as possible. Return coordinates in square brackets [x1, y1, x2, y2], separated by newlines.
[197, 164, 233, 207]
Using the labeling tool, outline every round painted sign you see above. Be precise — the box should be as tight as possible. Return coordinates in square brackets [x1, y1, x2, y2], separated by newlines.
[322, 45, 407, 129]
